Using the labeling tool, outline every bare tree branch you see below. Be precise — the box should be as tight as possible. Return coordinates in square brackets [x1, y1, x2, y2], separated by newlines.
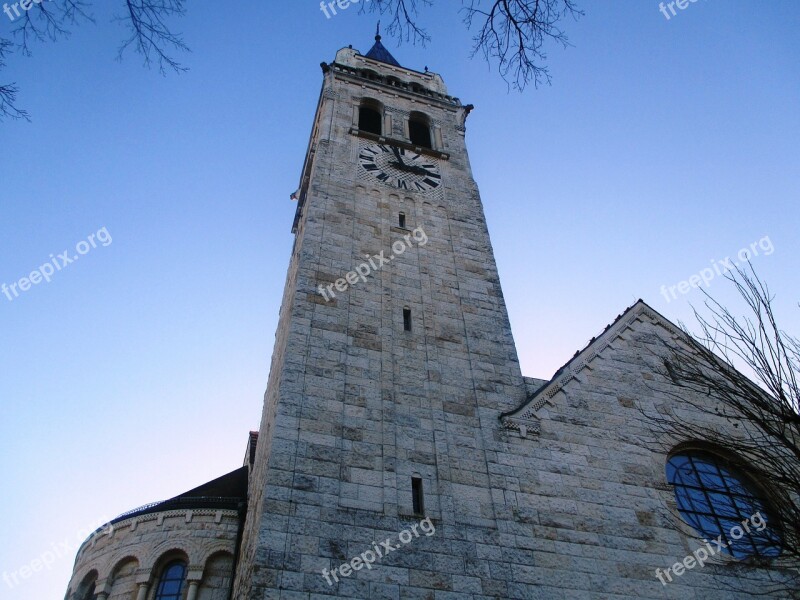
[640, 265, 800, 596]
[0, 0, 188, 120]
[360, 0, 433, 47]
[462, 0, 583, 90]
[0, 37, 29, 121]
[1, 0, 581, 121]
[116, 0, 189, 75]
[365, 0, 582, 90]
[11, 0, 93, 56]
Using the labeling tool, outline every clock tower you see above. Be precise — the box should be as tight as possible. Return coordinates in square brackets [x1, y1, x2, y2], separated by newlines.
[234, 33, 530, 598]
[62, 30, 798, 600]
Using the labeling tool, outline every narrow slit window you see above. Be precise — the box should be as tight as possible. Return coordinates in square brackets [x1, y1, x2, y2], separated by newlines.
[399, 213, 406, 228]
[403, 308, 412, 332]
[412, 476, 424, 514]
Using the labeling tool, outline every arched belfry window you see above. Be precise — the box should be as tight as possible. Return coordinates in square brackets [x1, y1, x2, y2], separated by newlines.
[666, 449, 782, 558]
[359, 100, 383, 136]
[362, 69, 381, 82]
[154, 561, 187, 600]
[409, 112, 432, 148]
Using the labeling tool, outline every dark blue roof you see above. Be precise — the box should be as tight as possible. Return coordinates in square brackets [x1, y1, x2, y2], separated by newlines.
[365, 35, 401, 67]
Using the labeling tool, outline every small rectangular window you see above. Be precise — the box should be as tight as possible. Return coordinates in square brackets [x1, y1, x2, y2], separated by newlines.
[412, 477, 424, 514]
[399, 213, 406, 228]
[403, 308, 412, 332]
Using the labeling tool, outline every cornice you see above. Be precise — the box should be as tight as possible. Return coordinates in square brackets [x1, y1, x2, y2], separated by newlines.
[76, 508, 239, 554]
[327, 62, 461, 108]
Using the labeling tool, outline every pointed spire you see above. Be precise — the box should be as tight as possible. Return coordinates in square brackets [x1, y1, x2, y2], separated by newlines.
[365, 23, 401, 67]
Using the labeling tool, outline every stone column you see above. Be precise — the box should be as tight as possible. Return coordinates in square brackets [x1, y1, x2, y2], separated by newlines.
[95, 579, 111, 600]
[434, 125, 443, 151]
[186, 565, 204, 600]
[135, 582, 149, 600]
[186, 581, 200, 600]
[134, 569, 151, 600]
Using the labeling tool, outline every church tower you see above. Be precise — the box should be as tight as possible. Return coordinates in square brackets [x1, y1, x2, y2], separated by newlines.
[64, 32, 796, 600]
[233, 33, 530, 597]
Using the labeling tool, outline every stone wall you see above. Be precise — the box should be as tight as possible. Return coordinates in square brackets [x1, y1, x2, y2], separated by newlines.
[497, 305, 794, 598]
[66, 508, 238, 600]
[232, 44, 794, 600]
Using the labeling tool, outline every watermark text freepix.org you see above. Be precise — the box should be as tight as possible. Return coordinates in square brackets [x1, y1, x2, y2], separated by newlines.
[3, 0, 49, 22]
[321, 516, 435, 586]
[319, 0, 370, 19]
[655, 511, 767, 585]
[660, 235, 773, 303]
[2, 227, 112, 303]
[2, 517, 113, 589]
[659, 0, 703, 21]
[319, 226, 428, 302]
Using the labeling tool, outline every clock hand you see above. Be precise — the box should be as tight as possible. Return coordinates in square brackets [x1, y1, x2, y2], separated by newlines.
[391, 147, 406, 167]
[390, 161, 431, 177]
[390, 161, 412, 172]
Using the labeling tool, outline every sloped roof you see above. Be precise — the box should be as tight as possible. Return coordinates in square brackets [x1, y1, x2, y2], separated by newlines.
[110, 466, 248, 525]
[176, 465, 248, 499]
[502, 300, 683, 429]
[365, 34, 401, 67]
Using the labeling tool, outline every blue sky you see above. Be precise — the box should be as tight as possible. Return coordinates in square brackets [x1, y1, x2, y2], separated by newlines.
[1, 1, 798, 598]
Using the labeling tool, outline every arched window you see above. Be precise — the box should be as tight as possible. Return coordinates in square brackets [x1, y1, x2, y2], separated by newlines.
[359, 101, 382, 136]
[386, 76, 406, 89]
[77, 571, 98, 600]
[361, 69, 381, 82]
[81, 581, 96, 600]
[154, 561, 186, 600]
[666, 450, 781, 558]
[409, 113, 432, 148]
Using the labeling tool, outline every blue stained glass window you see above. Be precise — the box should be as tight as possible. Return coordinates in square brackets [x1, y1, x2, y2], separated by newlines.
[666, 451, 782, 559]
[154, 561, 186, 600]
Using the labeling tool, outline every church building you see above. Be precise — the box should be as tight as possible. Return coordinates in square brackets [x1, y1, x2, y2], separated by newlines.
[65, 34, 792, 600]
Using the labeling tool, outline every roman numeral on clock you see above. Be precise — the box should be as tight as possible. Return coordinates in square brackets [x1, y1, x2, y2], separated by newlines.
[359, 143, 441, 194]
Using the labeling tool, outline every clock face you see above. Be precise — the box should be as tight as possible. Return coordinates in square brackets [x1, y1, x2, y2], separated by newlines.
[358, 143, 442, 194]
